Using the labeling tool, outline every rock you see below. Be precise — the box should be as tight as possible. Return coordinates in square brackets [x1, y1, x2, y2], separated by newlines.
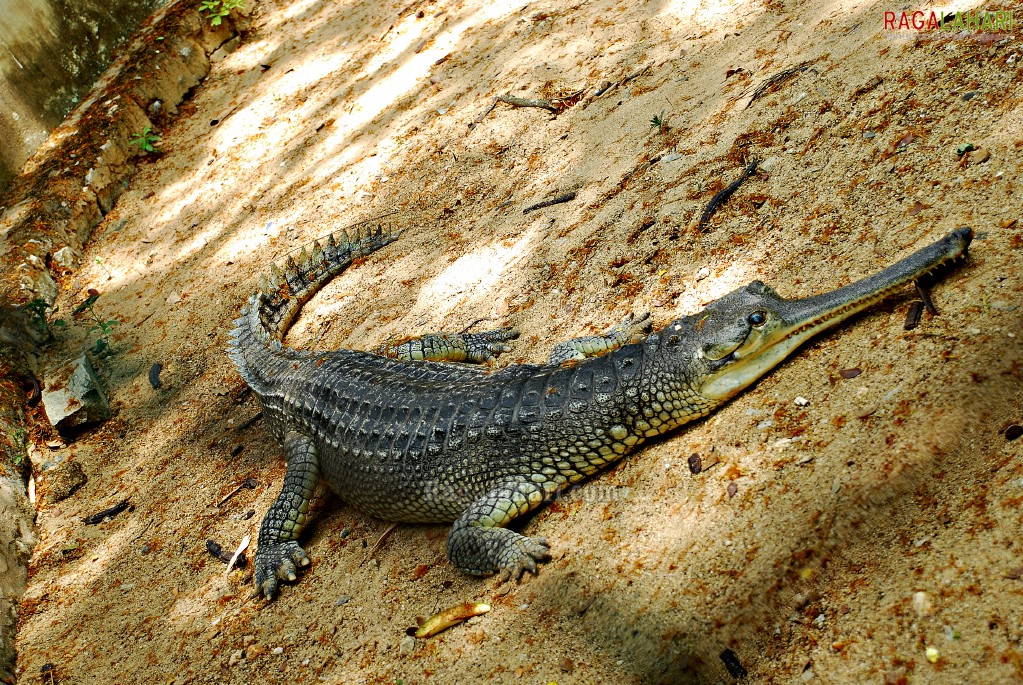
[210, 36, 241, 62]
[50, 247, 81, 270]
[228, 650, 243, 666]
[968, 148, 990, 164]
[913, 591, 933, 617]
[399, 636, 416, 655]
[42, 354, 112, 433]
[696, 267, 710, 281]
[43, 460, 87, 503]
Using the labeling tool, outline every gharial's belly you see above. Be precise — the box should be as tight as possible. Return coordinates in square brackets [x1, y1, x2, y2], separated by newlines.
[315, 446, 485, 524]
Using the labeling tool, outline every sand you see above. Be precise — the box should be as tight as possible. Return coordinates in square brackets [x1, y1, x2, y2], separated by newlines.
[14, 0, 1023, 682]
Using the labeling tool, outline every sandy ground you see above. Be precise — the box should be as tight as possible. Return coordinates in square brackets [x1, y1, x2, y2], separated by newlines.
[14, 0, 1023, 682]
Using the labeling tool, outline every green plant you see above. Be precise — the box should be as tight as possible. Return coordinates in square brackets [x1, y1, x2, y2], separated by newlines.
[650, 111, 668, 133]
[72, 292, 119, 357]
[200, 0, 246, 26]
[131, 127, 161, 153]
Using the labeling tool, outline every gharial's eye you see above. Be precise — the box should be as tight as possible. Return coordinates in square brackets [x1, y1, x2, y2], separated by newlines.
[748, 311, 767, 326]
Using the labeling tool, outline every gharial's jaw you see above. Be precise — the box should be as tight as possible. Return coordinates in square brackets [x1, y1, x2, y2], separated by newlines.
[695, 228, 972, 401]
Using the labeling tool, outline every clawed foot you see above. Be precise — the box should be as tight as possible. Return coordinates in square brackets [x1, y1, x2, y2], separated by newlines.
[496, 536, 551, 582]
[463, 327, 520, 363]
[254, 541, 311, 600]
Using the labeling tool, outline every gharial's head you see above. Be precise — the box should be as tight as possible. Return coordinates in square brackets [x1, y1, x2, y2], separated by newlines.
[653, 228, 972, 406]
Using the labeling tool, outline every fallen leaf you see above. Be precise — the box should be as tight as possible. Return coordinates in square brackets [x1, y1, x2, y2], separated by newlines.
[415, 602, 491, 638]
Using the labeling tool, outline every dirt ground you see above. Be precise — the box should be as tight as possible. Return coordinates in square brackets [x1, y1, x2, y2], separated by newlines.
[13, 0, 1023, 682]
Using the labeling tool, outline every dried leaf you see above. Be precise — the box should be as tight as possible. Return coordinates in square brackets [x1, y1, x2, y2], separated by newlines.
[414, 602, 490, 638]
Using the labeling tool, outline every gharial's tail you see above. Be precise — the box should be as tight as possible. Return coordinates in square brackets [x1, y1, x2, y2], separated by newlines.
[227, 223, 399, 393]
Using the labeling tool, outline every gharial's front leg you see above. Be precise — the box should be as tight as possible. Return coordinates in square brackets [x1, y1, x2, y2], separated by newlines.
[254, 431, 320, 599]
[548, 311, 652, 364]
[375, 326, 519, 363]
[447, 478, 553, 579]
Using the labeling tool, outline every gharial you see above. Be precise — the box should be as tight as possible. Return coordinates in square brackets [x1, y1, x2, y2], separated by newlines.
[227, 225, 972, 599]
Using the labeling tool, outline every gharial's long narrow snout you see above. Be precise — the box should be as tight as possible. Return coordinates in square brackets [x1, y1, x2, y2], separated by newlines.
[697, 228, 973, 401]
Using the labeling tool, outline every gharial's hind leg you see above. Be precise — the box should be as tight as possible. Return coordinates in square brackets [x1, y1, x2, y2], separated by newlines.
[375, 327, 519, 364]
[548, 311, 652, 365]
[254, 431, 319, 600]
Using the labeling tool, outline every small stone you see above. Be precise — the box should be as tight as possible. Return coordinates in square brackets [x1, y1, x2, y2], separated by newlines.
[794, 396, 809, 406]
[1004, 425, 1022, 441]
[42, 354, 112, 433]
[962, 90, 979, 101]
[272, 646, 284, 655]
[51, 246, 81, 270]
[925, 646, 940, 663]
[912, 591, 932, 617]
[687, 454, 702, 474]
[839, 367, 862, 379]
[228, 650, 243, 666]
[968, 148, 990, 164]
[802, 668, 816, 681]
[44, 459, 87, 503]
[863, 131, 877, 139]
[726, 482, 738, 498]
[166, 291, 182, 305]
[696, 267, 710, 281]
[559, 657, 574, 673]
[243, 635, 255, 646]
[399, 636, 416, 655]
[336, 595, 352, 606]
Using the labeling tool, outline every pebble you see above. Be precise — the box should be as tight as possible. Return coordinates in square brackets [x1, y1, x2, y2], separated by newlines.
[1005, 425, 1022, 441]
[696, 267, 710, 281]
[863, 131, 877, 139]
[925, 646, 940, 663]
[399, 636, 416, 655]
[794, 396, 809, 406]
[687, 454, 702, 474]
[272, 647, 284, 655]
[968, 148, 990, 164]
[336, 595, 352, 606]
[229, 650, 243, 666]
[913, 591, 933, 617]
